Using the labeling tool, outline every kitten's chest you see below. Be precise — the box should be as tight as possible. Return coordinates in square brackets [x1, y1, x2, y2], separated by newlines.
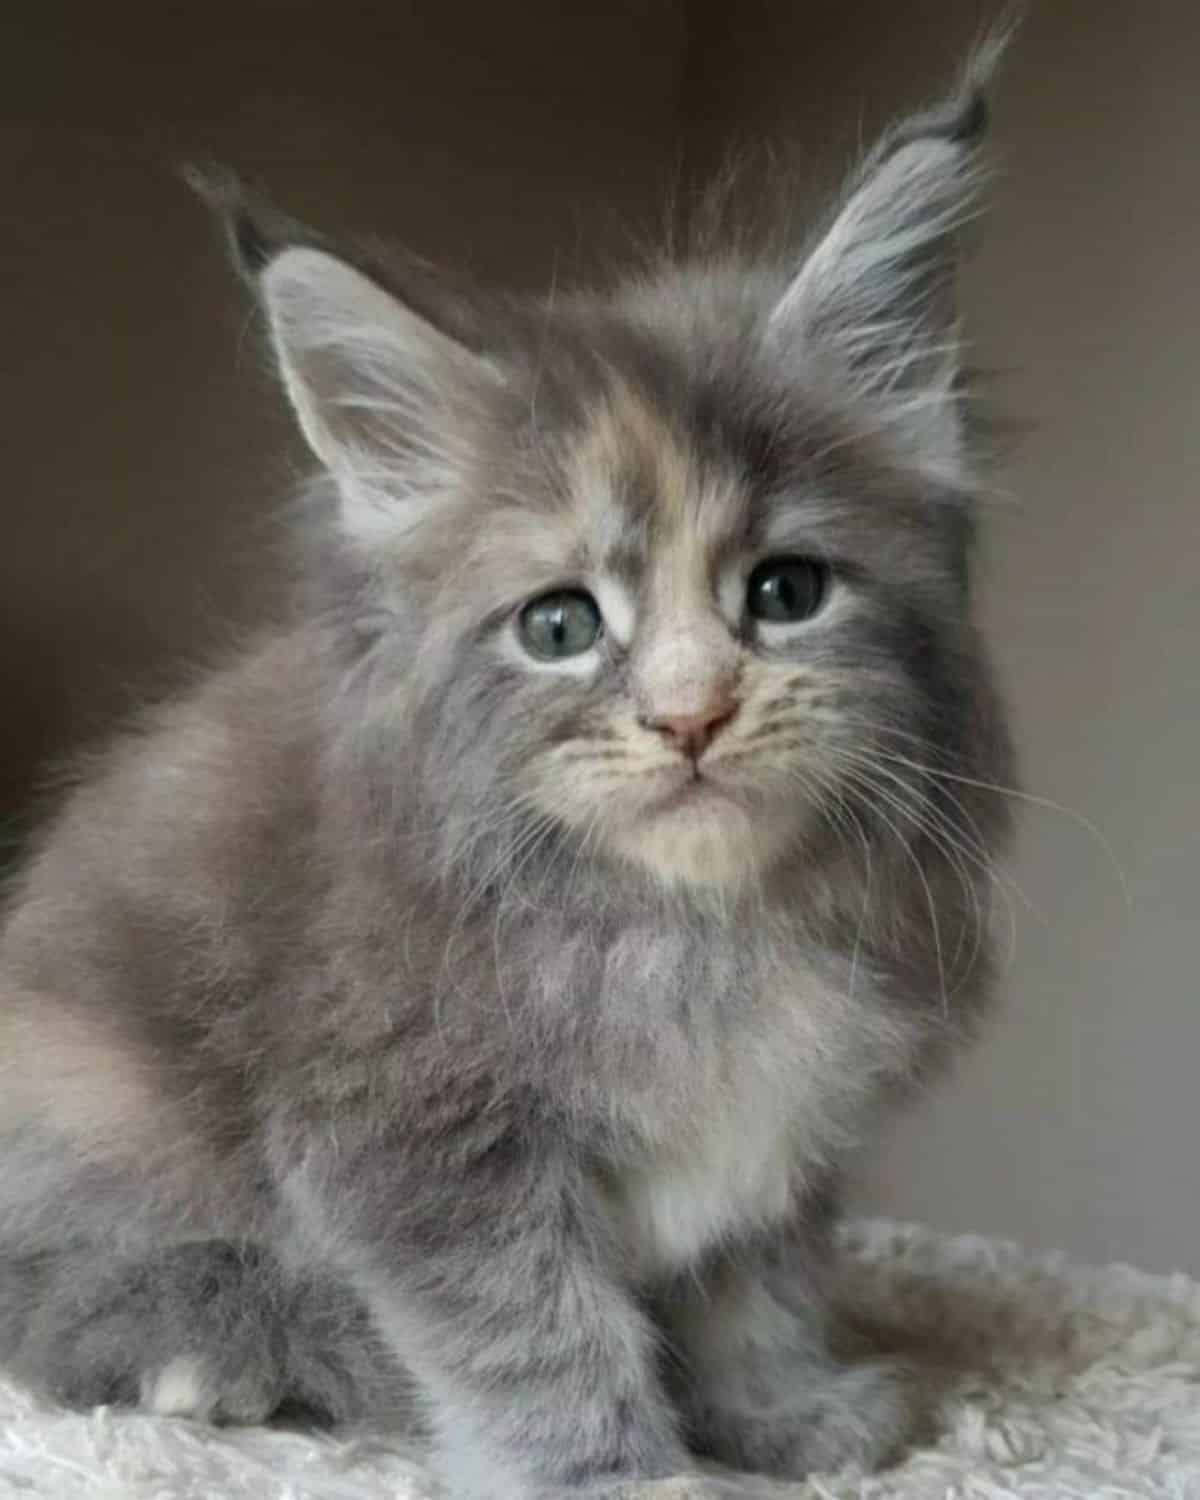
[599, 1050, 801, 1278]
[586, 938, 860, 1278]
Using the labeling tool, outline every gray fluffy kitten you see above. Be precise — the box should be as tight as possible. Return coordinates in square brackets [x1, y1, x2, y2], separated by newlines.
[0, 46, 1015, 1500]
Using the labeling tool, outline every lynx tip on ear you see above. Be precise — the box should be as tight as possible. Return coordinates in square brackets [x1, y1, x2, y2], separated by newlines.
[179, 162, 293, 283]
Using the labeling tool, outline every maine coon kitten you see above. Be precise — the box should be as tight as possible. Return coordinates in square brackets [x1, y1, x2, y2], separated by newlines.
[0, 46, 1015, 1500]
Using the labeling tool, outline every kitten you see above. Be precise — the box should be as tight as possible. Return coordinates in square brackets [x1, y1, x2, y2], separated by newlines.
[0, 44, 1015, 1500]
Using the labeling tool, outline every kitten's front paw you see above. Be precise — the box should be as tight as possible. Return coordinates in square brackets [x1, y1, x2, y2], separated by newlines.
[19, 1241, 289, 1425]
[138, 1352, 281, 1424]
[791, 1359, 922, 1473]
[699, 1359, 923, 1479]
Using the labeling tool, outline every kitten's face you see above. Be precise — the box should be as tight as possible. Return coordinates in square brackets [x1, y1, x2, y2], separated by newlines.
[404, 316, 973, 889]
[236, 78, 1005, 890]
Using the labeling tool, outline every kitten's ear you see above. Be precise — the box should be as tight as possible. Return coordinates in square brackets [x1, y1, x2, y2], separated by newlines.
[768, 36, 1008, 483]
[186, 169, 498, 541]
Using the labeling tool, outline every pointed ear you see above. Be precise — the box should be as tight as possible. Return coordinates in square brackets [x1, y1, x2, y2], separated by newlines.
[768, 39, 1007, 483]
[259, 246, 501, 535]
[186, 169, 499, 541]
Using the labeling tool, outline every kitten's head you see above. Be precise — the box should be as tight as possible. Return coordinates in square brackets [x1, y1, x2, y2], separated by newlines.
[206, 46, 1013, 893]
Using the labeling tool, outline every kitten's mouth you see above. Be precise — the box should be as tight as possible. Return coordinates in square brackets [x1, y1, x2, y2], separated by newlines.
[648, 764, 736, 814]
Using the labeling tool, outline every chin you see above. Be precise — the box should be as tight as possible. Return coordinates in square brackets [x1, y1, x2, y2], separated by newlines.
[605, 788, 799, 891]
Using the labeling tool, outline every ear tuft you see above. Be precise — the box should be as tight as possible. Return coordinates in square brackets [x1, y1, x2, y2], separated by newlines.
[885, 19, 1013, 155]
[187, 172, 500, 542]
[895, 78, 988, 150]
[767, 31, 1014, 484]
[228, 203, 277, 278]
[180, 163, 309, 284]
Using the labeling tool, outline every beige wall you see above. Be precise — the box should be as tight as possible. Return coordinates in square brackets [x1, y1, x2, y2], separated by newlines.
[1, 1, 684, 825]
[687, 0, 1200, 1276]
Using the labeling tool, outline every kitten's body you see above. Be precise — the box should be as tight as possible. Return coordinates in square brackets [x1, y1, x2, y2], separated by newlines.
[0, 49, 1014, 1500]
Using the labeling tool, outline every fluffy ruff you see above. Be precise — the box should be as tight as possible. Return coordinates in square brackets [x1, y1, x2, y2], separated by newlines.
[1, 1218, 1196, 1499]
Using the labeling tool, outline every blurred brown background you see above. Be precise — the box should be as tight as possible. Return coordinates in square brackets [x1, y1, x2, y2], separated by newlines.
[3, 2, 1198, 1275]
[0, 1, 688, 824]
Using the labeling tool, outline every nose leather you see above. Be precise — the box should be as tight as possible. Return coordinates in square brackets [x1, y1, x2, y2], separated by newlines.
[643, 695, 739, 760]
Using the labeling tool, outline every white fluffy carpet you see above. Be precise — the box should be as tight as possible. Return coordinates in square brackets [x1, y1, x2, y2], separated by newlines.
[2, 1219, 1198, 1499]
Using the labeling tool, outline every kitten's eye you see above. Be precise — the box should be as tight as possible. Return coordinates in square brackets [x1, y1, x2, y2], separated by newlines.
[518, 589, 603, 660]
[746, 556, 830, 625]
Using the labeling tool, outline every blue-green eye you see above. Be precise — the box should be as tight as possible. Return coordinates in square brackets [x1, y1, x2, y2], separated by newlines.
[518, 589, 603, 660]
[746, 556, 830, 625]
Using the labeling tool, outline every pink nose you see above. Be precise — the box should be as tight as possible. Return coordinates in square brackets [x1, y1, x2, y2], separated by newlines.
[642, 697, 738, 760]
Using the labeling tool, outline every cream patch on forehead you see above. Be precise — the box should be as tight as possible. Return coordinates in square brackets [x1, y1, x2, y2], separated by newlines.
[565, 381, 742, 582]
[468, 502, 586, 591]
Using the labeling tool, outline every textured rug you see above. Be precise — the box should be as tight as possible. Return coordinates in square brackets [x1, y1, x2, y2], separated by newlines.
[1, 1219, 1197, 1499]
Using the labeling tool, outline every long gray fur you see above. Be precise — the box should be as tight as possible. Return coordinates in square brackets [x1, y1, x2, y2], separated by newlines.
[0, 43, 1015, 1500]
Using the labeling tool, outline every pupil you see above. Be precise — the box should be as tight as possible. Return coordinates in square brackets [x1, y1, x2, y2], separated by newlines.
[518, 589, 602, 659]
[747, 557, 827, 625]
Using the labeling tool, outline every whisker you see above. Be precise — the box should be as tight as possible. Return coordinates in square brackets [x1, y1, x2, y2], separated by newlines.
[831, 754, 991, 988]
[796, 764, 875, 1001]
[836, 743, 1024, 967]
[841, 723, 1132, 912]
[826, 762, 952, 1012]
